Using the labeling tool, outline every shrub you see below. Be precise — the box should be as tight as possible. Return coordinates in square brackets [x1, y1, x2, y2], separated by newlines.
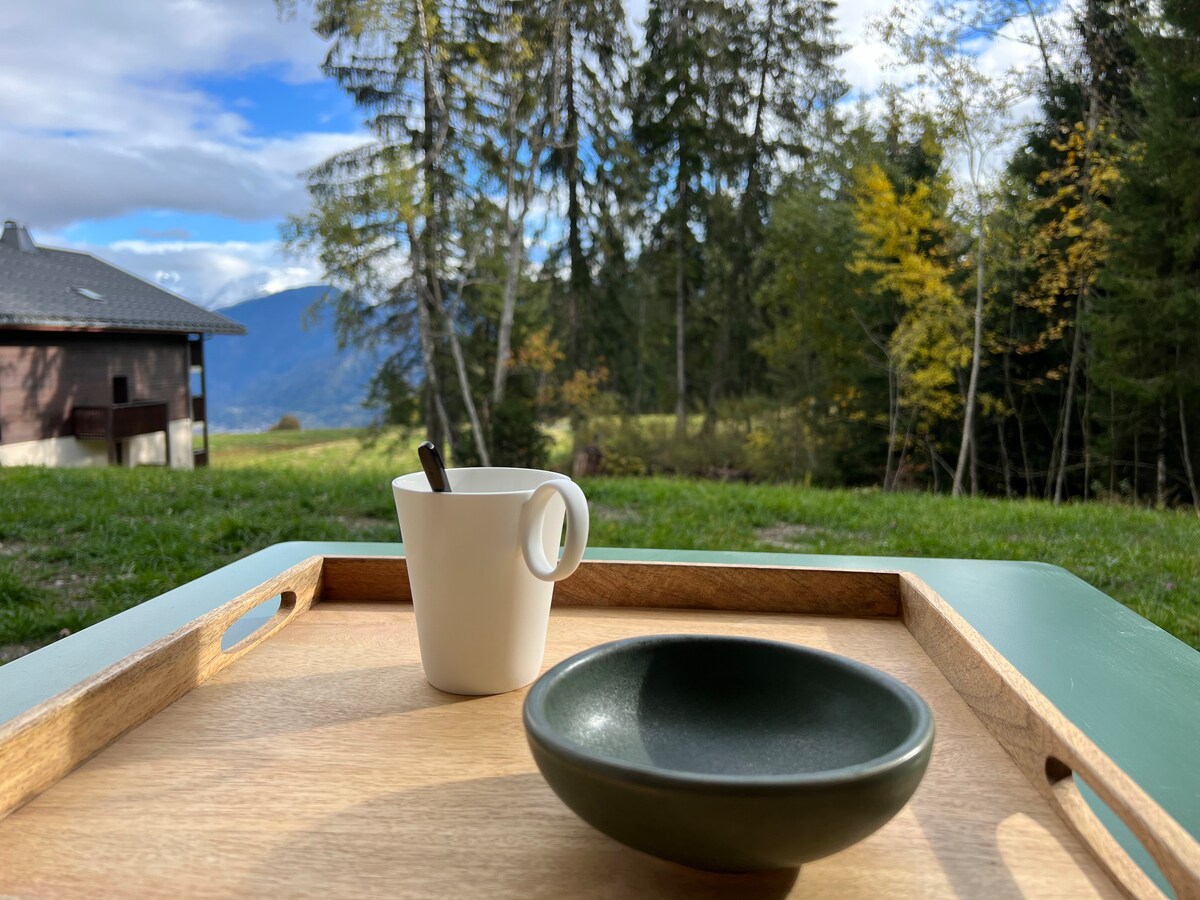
[574, 397, 861, 483]
[269, 414, 302, 432]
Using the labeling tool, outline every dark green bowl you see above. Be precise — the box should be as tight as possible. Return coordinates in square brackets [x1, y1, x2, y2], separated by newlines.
[523, 634, 934, 872]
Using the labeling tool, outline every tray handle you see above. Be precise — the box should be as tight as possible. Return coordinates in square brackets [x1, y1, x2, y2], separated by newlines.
[0, 555, 325, 823]
[216, 587, 300, 657]
[1041, 751, 1198, 899]
[901, 575, 1200, 899]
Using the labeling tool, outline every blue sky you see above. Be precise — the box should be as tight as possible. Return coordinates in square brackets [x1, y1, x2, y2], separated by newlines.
[0, 0, 370, 307]
[0, 0, 1042, 309]
[58, 69, 361, 247]
[194, 67, 363, 139]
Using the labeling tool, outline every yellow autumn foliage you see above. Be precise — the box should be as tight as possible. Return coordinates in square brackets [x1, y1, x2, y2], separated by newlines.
[849, 163, 967, 429]
[514, 324, 563, 375]
[1017, 120, 1122, 356]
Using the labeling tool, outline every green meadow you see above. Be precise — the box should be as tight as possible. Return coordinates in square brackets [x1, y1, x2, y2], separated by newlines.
[1, 427, 1197, 661]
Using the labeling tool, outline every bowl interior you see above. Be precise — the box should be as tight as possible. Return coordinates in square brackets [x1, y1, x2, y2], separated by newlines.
[539, 637, 923, 778]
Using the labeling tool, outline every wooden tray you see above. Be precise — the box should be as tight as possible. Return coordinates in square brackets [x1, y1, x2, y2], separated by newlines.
[1, 556, 1197, 898]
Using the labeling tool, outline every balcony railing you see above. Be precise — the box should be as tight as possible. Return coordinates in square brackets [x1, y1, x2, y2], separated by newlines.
[73, 401, 170, 441]
[72, 401, 172, 465]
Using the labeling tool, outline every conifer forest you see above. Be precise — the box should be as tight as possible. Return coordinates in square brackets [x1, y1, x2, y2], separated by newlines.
[285, 0, 1200, 506]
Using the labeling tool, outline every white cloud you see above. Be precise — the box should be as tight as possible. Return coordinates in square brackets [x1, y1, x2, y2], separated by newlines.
[0, 2, 367, 225]
[35, 234, 327, 309]
[0, 2, 332, 144]
[1, 1, 325, 96]
[112, 240, 324, 310]
[833, 0, 1071, 194]
[0, 1, 370, 301]
[839, 38, 908, 99]
[1, 132, 368, 229]
[834, 0, 908, 98]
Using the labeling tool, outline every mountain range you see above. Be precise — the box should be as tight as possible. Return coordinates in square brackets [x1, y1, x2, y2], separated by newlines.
[203, 286, 392, 433]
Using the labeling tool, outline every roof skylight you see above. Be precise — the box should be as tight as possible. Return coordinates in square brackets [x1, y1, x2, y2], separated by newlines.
[73, 287, 105, 301]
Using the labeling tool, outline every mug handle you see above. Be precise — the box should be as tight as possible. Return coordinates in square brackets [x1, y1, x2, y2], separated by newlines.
[520, 479, 590, 582]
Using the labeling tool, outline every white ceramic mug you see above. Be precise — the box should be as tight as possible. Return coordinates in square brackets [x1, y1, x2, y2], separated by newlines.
[392, 467, 590, 695]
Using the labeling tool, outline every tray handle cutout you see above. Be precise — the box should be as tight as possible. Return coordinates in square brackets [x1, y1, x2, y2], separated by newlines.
[220, 592, 297, 653]
[899, 573, 1200, 899]
[0, 556, 324, 825]
[1044, 755, 1195, 899]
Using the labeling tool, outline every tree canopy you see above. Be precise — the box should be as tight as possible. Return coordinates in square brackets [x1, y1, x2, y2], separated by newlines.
[284, 0, 1200, 508]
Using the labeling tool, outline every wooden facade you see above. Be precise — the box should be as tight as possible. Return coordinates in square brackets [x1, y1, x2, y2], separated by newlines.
[0, 331, 210, 466]
[0, 220, 242, 467]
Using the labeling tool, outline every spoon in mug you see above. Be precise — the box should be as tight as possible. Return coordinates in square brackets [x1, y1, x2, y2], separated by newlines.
[418, 441, 452, 493]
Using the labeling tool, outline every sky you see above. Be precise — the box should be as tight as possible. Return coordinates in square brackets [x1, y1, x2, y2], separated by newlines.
[0, 0, 1043, 310]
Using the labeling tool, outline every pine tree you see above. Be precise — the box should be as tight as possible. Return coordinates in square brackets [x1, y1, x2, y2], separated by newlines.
[705, 0, 847, 428]
[632, 0, 750, 438]
[1095, 0, 1200, 508]
[540, 0, 634, 377]
[282, 0, 494, 457]
[1003, 0, 1142, 501]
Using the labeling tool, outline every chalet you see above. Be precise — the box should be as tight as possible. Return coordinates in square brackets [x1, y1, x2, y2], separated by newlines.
[0, 220, 245, 469]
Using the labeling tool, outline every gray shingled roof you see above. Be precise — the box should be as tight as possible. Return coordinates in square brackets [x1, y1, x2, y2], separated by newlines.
[0, 224, 245, 335]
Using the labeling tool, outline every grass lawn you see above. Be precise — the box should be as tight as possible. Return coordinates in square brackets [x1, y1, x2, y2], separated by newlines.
[2, 427, 1198, 661]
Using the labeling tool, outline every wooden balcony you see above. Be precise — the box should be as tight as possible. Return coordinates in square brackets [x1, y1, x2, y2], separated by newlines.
[72, 401, 171, 465]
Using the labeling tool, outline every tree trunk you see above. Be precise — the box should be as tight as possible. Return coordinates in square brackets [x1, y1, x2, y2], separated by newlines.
[850, 307, 896, 491]
[969, 429, 979, 495]
[1179, 390, 1200, 516]
[1003, 309, 1034, 496]
[1082, 358, 1092, 500]
[492, 84, 524, 408]
[1015, 406, 1034, 497]
[493, 210, 525, 404]
[409, 268, 451, 450]
[1156, 397, 1168, 508]
[885, 364, 898, 491]
[1133, 430, 1140, 502]
[634, 288, 646, 416]
[1054, 0, 1100, 504]
[412, 10, 465, 455]
[702, 0, 775, 438]
[492, 10, 564, 407]
[564, 30, 587, 374]
[1109, 386, 1116, 497]
[412, 214, 490, 466]
[1053, 290, 1085, 504]
[1022, 0, 1056, 87]
[893, 416, 915, 491]
[444, 293, 491, 466]
[928, 435, 940, 493]
[953, 206, 986, 497]
[672, 3, 688, 441]
[674, 165, 689, 440]
[998, 420, 1013, 497]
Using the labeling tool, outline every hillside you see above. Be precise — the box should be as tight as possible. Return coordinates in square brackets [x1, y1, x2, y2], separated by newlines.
[203, 286, 389, 432]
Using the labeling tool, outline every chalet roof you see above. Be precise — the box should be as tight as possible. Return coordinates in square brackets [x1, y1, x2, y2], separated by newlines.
[0, 221, 245, 336]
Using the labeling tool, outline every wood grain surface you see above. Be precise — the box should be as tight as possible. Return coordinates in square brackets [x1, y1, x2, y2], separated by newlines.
[320, 555, 901, 617]
[901, 576, 1200, 899]
[0, 597, 1125, 898]
[0, 555, 324, 824]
